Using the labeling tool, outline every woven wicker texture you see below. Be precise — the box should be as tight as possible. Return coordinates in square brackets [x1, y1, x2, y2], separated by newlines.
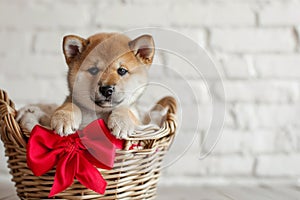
[0, 89, 177, 200]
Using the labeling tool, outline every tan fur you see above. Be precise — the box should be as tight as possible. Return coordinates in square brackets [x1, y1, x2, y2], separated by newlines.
[17, 104, 57, 131]
[17, 32, 156, 138]
[52, 33, 155, 138]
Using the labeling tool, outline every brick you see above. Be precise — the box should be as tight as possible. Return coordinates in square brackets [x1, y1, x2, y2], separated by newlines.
[0, 3, 90, 29]
[165, 52, 225, 79]
[251, 131, 279, 153]
[148, 53, 168, 79]
[260, 2, 300, 26]
[255, 54, 300, 78]
[256, 154, 300, 176]
[250, 131, 277, 153]
[166, 130, 202, 155]
[0, 54, 68, 106]
[1, 54, 67, 78]
[165, 153, 205, 176]
[177, 104, 212, 131]
[211, 28, 296, 53]
[0, 76, 67, 105]
[202, 155, 254, 176]
[211, 130, 277, 154]
[275, 127, 300, 153]
[95, 4, 169, 27]
[221, 55, 257, 79]
[164, 53, 199, 78]
[224, 107, 235, 128]
[176, 28, 207, 48]
[0, 31, 32, 56]
[137, 79, 193, 106]
[214, 80, 299, 103]
[34, 30, 118, 54]
[0, 77, 49, 104]
[126, 29, 209, 63]
[42, 79, 68, 104]
[235, 104, 300, 129]
[34, 32, 65, 54]
[164, 133, 203, 174]
[170, 3, 255, 27]
[188, 80, 211, 103]
[256, 104, 300, 129]
[164, 132, 204, 176]
[209, 130, 243, 154]
[233, 104, 259, 130]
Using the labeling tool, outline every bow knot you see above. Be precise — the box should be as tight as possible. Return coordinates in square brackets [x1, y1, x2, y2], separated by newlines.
[65, 137, 82, 153]
[27, 119, 123, 197]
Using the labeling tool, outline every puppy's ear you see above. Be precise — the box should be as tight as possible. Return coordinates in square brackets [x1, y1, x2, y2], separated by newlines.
[63, 35, 88, 64]
[129, 35, 155, 65]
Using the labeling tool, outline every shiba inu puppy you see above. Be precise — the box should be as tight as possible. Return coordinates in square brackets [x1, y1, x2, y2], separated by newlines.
[17, 32, 156, 139]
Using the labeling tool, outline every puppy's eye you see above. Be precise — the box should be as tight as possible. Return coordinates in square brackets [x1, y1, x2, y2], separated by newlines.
[117, 67, 128, 76]
[88, 67, 99, 75]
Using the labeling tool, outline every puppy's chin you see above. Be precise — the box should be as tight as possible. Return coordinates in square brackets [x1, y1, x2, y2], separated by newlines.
[94, 100, 122, 108]
[92, 97, 125, 109]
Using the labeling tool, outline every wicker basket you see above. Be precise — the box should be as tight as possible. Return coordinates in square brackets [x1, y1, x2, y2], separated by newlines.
[0, 89, 177, 199]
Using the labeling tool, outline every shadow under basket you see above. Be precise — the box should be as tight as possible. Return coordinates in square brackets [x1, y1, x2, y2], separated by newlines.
[0, 89, 177, 200]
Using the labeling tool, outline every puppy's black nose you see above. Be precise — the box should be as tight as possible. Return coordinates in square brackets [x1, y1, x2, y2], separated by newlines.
[99, 85, 115, 98]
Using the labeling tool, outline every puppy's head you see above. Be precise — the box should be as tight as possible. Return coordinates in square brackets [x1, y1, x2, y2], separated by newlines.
[62, 33, 155, 112]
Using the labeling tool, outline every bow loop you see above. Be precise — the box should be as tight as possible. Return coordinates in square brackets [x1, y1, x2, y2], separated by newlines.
[27, 119, 123, 197]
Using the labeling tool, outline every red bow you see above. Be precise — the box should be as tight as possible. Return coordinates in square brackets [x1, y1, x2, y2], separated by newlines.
[27, 119, 123, 197]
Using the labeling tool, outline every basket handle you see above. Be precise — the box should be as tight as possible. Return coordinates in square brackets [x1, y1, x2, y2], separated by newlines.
[0, 90, 26, 148]
[148, 96, 177, 149]
[156, 96, 177, 134]
[123, 96, 177, 150]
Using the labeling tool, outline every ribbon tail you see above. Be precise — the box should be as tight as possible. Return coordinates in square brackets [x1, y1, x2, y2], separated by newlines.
[79, 119, 123, 168]
[27, 125, 63, 176]
[49, 153, 77, 197]
[76, 154, 107, 194]
[83, 151, 113, 170]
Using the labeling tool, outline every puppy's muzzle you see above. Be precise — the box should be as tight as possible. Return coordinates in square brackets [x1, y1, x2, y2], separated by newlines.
[99, 85, 115, 98]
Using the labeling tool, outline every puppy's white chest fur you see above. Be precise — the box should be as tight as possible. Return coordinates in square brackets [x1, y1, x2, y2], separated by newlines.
[79, 109, 110, 130]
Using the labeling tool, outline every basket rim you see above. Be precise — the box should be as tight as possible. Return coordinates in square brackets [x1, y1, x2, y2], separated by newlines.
[0, 89, 177, 148]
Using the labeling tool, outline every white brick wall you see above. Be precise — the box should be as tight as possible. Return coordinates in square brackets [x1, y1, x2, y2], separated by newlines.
[211, 28, 296, 53]
[95, 4, 170, 27]
[221, 55, 256, 79]
[259, 2, 300, 26]
[170, 3, 256, 27]
[255, 54, 300, 78]
[214, 80, 299, 103]
[256, 154, 300, 176]
[0, 0, 300, 187]
[0, 3, 91, 29]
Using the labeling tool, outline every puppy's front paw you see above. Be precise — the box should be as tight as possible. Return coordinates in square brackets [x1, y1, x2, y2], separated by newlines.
[17, 105, 48, 132]
[108, 111, 136, 139]
[51, 110, 81, 136]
